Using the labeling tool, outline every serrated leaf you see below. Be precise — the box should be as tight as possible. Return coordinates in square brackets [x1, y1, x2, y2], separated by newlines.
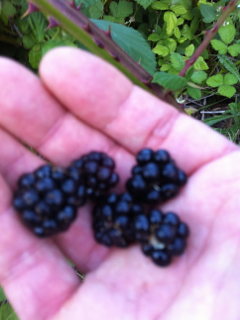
[191, 71, 207, 84]
[151, 1, 169, 10]
[135, 0, 156, 9]
[164, 11, 178, 35]
[171, 4, 187, 15]
[200, 3, 216, 23]
[178, 37, 187, 43]
[218, 55, 240, 82]
[174, 26, 181, 39]
[210, 39, 227, 54]
[194, 57, 209, 71]
[109, 0, 133, 19]
[152, 72, 187, 90]
[158, 58, 164, 66]
[27, 12, 48, 43]
[2, 1, 16, 17]
[185, 44, 194, 57]
[227, 44, 240, 57]
[160, 64, 171, 71]
[218, 85, 236, 98]
[153, 44, 169, 56]
[170, 52, 184, 70]
[148, 33, 161, 41]
[206, 74, 223, 87]
[181, 11, 193, 20]
[187, 86, 201, 100]
[218, 23, 236, 45]
[182, 24, 192, 40]
[223, 73, 238, 85]
[92, 20, 156, 75]
[89, 0, 103, 19]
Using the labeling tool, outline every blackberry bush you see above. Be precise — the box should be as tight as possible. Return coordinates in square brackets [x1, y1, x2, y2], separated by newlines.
[126, 148, 187, 204]
[134, 209, 189, 267]
[13, 165, 87, 237]
[92, 192, 144, 248]
[70, 151, 119, 200]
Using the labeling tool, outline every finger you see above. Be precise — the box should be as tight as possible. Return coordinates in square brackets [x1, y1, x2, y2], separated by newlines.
[0, 174, 80, 320]
[0, 57, 134, 186]
[40, 48, 238, 174]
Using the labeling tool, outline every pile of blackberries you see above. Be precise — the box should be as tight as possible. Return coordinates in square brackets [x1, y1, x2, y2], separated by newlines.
[13, 149, 189, 267]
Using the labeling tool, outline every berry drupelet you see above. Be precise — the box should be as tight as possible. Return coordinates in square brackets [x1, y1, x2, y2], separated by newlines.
[126, 148, 187, 204]
[70, 151, 119, 200]
[134, 209, 189, 266]
[92, 192, 144, 248]
[13, 165, 87, 237]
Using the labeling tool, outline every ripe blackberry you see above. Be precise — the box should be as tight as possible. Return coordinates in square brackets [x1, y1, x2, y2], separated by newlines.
[92, 192, 144, 248]
[13, 165, 87, 237]
[134, 210, 189, 267]
[70, 151, 119, 200]
[126, 148, 187, 204]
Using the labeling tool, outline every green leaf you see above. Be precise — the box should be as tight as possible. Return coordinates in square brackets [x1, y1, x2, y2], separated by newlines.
[2, 1, 16, 17]
[174, 26, 181, 39]
[206, 74, 223, 87]
[151, 1, 169, 10]
[160, 64, 171, 71]
[227, 44, 240, 57]
[135, 0, 156, 9]
[211, 39, 227, 54]
[218, 85, 236, 98]
[191, 71, 207, 84]
[218, 23, 236, 45]
[185, 44, 194, 57]
[29, 44, 42, 69]
[92, 20, 156, 75]
[182, 24, 192, 40]
[109, 0, 133, 19]
[152, 72, 187, 90]
[42, 39, 77, 56]
[187, 86, 201, 100]
[178, 37, 187, 43]
[223, 73, 238, 85]
[160, 38, 177, 52]
[164, 11, 178, 35]
[171, 4, 187, 15]
[177, 17, 184, 25]
[194, 57, 209, 70]
[153, 44, 169, 56]
[89, 0, 103, 19]
[200, 3, 216, 23]
[218, 55, 240, 82]
[170, 52, 184, 71]
[148, 33, 161, 41]
[190, 17, 199, 35]
[27, 12, 48, 43]
[181, 11, 193, 20]
[185, 66, 195, 81]
[23, 34, 36, 49]
[204, 114, 234, 126]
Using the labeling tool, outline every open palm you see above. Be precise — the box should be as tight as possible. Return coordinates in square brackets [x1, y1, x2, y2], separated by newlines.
[0, 48, 240, 320]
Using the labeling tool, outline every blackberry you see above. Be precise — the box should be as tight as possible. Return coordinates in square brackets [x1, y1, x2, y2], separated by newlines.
[126, 148, 187, 204]
[92, 192, 144, 248]
[13, 165, 87, 237]
[70, 151, 119, 200]
[134, 210, 189, 267]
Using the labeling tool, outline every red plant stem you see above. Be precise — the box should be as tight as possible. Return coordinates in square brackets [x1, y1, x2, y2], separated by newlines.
[178, 0, 237, 78]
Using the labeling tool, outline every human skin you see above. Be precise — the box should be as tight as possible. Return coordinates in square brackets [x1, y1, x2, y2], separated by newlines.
[0, 48, 240, 320]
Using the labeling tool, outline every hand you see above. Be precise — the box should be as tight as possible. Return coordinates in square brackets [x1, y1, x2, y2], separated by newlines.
[0, 48, 239, 320]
